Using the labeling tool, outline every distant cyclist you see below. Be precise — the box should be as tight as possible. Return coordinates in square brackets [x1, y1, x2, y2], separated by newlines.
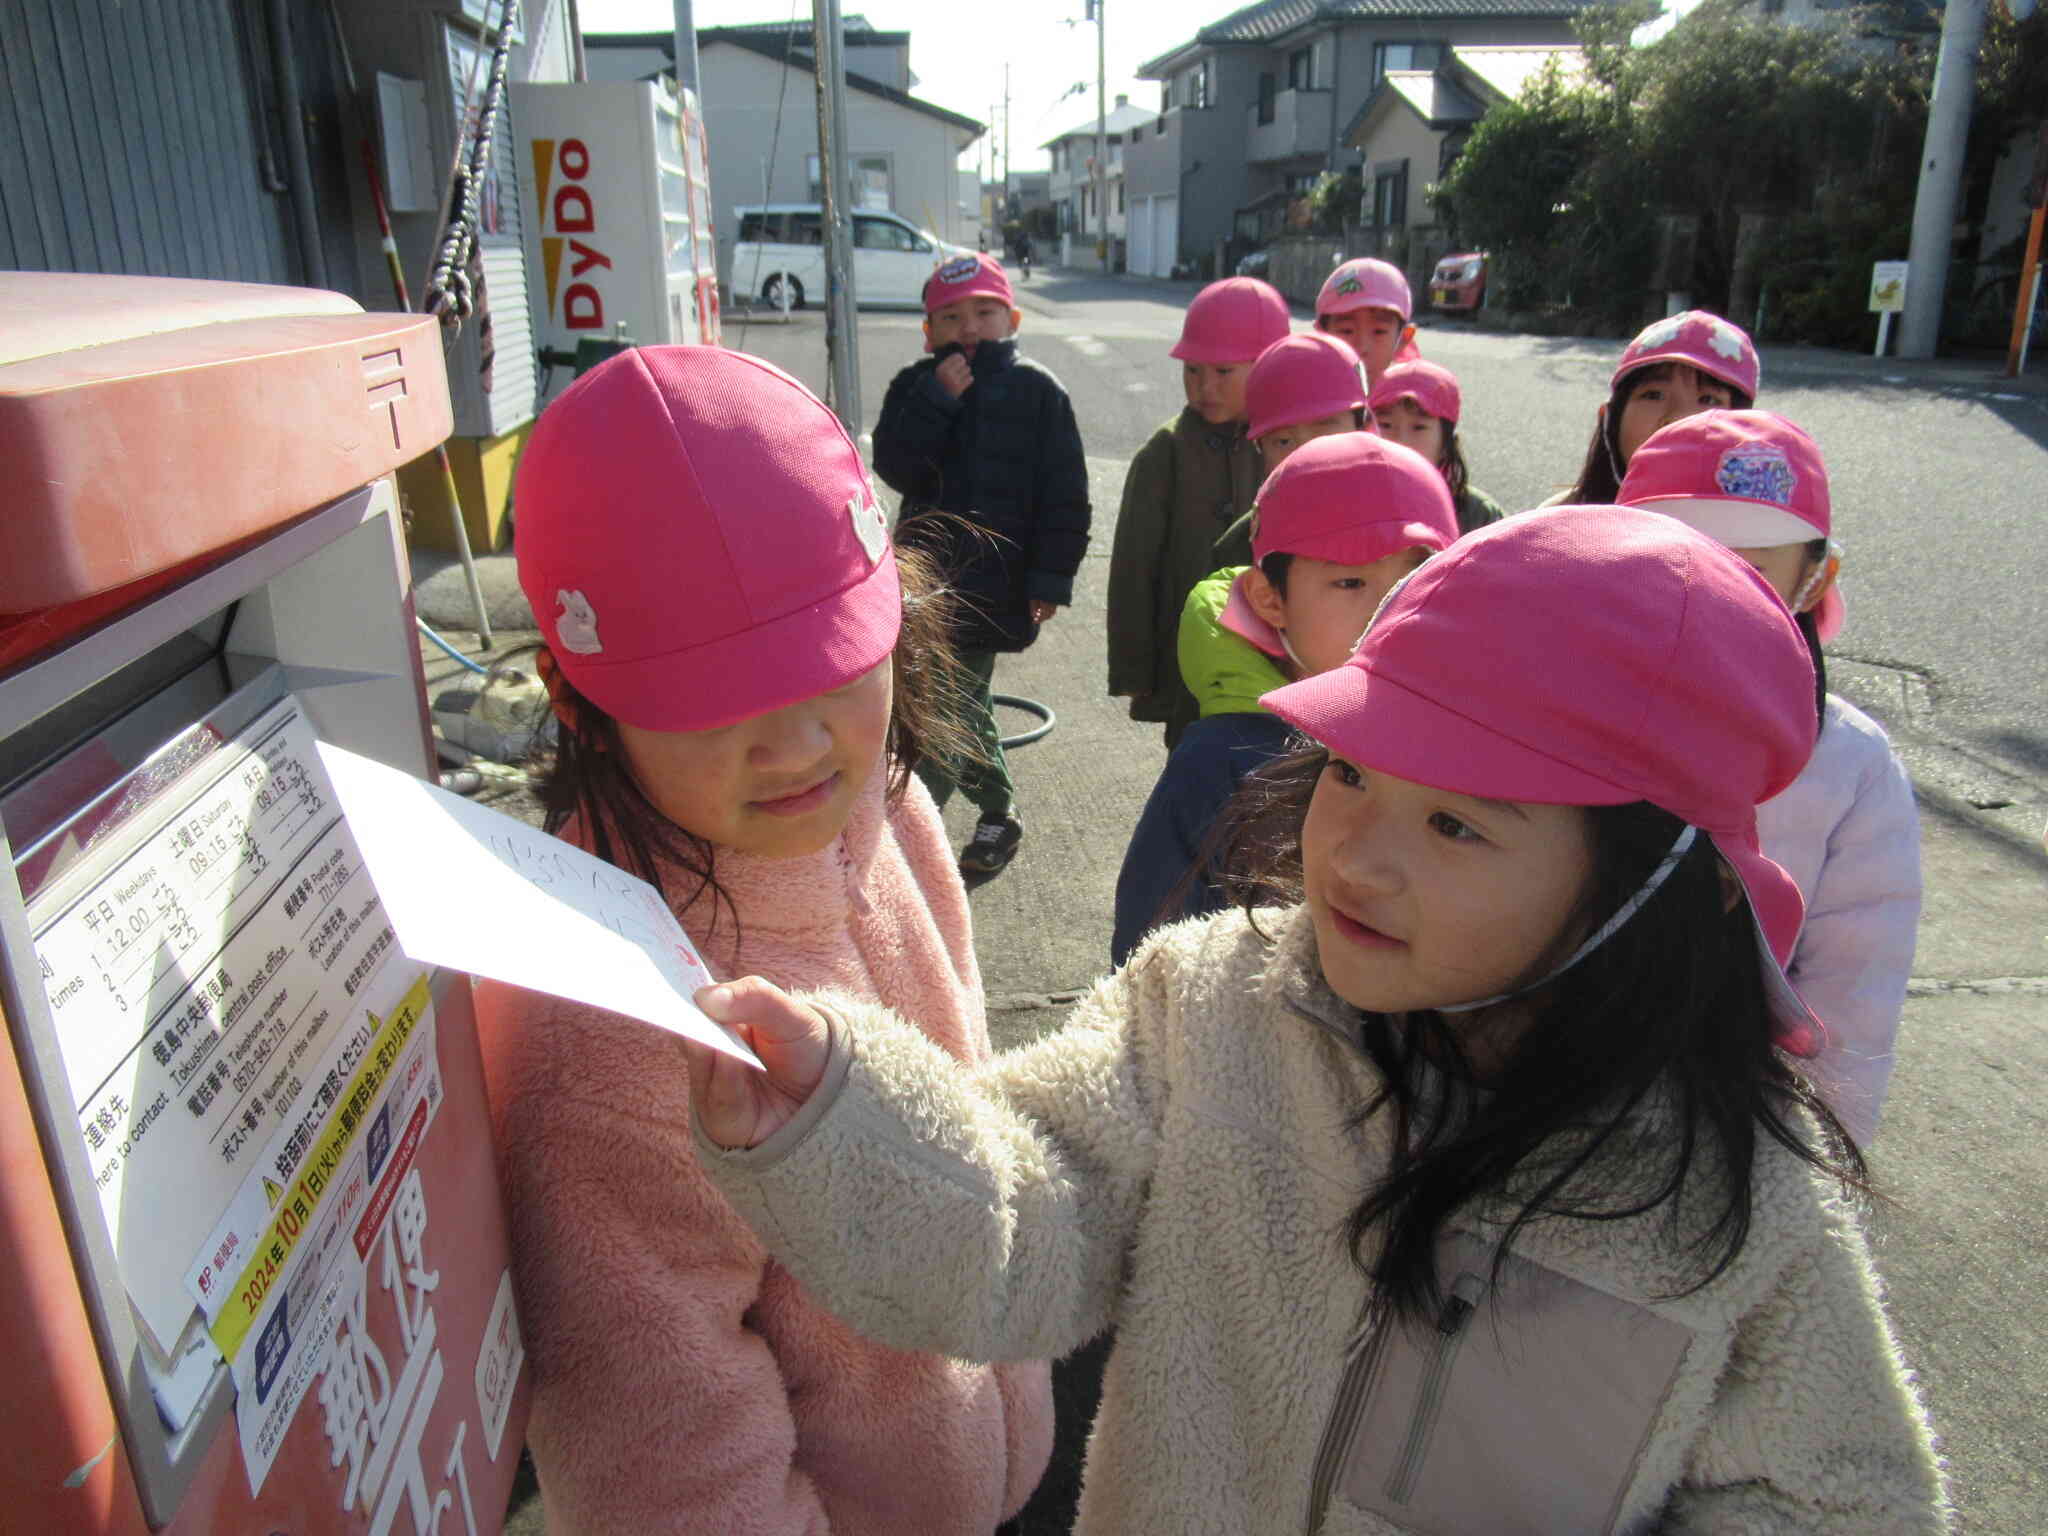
[1018, 231, 1034, 282]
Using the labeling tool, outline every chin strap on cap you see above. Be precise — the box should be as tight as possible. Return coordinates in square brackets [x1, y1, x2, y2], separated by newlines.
[1438, 824, 1698, 1015]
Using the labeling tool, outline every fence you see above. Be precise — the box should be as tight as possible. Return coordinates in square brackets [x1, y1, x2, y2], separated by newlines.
[1261, 226, 1461, 309]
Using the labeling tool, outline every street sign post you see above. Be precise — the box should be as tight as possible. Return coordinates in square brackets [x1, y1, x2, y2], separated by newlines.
[1870, 260, 1908, 357]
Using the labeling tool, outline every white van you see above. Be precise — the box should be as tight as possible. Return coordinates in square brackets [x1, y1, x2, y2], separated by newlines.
[730, 204, 973, 310]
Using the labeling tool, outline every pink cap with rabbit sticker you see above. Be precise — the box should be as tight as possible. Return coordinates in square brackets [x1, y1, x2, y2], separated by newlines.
[1170, 277, 1293, 364]
[516, 345, 900, 733]
[1612, 309, 1759, 400]
[1618, 409, 1844, 642]
[1262, 505, 1826, 1054]
[1245, 332, 1370, 441]
[1316, 258, 1412, 321]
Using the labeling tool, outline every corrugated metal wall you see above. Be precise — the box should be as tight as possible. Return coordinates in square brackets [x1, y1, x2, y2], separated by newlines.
[0, 0, 295, 282]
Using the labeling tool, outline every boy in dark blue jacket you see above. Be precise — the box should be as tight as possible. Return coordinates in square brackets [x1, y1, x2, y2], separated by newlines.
[874, 253, 1092, 875]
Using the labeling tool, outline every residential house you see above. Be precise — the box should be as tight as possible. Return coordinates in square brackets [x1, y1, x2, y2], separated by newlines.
[1343, 44, 1582, 272]
[1042, 96, 1158, 263]
[1125, 0, 1585, 279]
[584, 20, 984, 288]
[1007, 170, 1056, 226]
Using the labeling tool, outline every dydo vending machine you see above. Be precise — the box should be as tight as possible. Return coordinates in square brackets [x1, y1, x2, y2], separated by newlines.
[512, 78, 723, 354]
[0, 273, 530, 1531]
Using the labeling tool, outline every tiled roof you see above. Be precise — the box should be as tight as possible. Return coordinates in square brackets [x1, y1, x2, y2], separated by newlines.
[718, 15, 906, 41]
[1141, 0, 1587, 69]
[1385, 69, 1486, 124]
[1200, 0, 1322, 43]
[695, 30, 984, 134]
[1450, 43, 1585, 101]
[1041, 100, 1160, 148]
[1326, 0, 1582, 16]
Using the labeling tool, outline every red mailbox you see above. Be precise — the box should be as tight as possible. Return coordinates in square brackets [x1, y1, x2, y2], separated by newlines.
[0, 273, 530, 1532]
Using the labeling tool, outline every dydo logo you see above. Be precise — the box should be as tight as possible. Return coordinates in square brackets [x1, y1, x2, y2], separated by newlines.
[531, 137, 612, 330]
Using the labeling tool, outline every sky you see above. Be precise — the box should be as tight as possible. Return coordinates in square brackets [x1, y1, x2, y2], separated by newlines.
[575, 0, 1212, 171]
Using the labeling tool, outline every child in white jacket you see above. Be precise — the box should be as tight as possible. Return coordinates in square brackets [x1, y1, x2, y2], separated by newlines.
[679, 508, 1947, 1536]
[1619, 409, 1920, 1145]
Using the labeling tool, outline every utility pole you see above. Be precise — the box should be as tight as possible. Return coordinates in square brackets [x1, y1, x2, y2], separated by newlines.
[813, 0, 861, 433]
[1093, 0, 1107, 266]
[1002, 64, 1012, 230]
[1899, 0, 1987, 359]
[670, 0, 700, 95]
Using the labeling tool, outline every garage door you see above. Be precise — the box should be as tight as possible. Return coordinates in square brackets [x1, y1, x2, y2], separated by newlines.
[1129, 198, 1154, 278]
[1150, 195, 1179, 279]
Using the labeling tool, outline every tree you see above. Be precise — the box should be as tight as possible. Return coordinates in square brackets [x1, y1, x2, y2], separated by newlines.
[1436, 0, 1977, 340]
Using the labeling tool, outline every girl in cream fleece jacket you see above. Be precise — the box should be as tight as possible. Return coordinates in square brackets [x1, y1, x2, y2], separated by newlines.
[479, 345, 1051, 1534]
[682, 509, 1948, 1536]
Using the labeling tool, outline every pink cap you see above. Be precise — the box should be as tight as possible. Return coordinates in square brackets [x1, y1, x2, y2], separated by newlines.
[1262, 505, 1824, 1052]
[515, 346, 900, 733]
[1171, 277, 1292, 364]
[1368, 358, 1461, 424]
[1316, 258, 1412, 322]
[1245, 332, 1369, 441]
[1612, 310, 1759, 401]
[1618, 409, 1843, 643]
[1222, 433, 1457, 659]
[923, 251, 1013, 314]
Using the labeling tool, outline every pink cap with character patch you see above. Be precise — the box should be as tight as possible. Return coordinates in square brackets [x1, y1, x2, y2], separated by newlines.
[1617, 408, 1844, 642]
[923, 251, 1014, 314]
[1262, 505, 1826, 1053]
[515, 346, 900, 733]
[1612, 309, 1759, 400]
[1316, 257, 1412, 321]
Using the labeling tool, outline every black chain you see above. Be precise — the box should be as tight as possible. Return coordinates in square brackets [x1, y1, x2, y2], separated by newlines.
[426, 0, 519, 332]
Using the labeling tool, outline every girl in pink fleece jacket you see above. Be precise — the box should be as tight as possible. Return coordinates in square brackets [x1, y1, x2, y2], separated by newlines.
[475, 346, 1052, 1534]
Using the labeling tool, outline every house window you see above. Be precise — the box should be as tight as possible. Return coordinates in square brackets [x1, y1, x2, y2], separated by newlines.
[808, 153, 892, 209]
[1257, 72, 1276, 126]
[1287, 45, 1315, 90]
[1117, 181, 1126, 214]
[1174, 59, 1212, 109]
[1372, 41, 1443, 84]
[1371, 160, 1408, 228]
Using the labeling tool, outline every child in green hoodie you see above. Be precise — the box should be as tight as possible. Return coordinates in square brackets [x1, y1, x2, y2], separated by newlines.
[1111, 433, 1459, 962]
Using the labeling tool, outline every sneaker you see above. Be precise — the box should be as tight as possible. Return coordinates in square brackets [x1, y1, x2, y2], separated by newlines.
[959, 813, 1024, 875]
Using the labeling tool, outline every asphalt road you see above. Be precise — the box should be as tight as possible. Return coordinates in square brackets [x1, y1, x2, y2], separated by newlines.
[450, 271, 2046, 1534]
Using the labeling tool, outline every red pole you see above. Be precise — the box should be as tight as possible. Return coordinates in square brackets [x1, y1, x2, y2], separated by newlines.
[2007, 201, 2044, 378]
[359, 139, 494, 648]
[361, 140, 414, 312]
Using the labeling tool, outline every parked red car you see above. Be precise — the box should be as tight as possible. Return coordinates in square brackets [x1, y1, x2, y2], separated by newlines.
[1430, 251, 1487, 312]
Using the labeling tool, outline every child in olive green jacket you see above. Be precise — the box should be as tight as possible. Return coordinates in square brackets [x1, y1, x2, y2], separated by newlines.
[1105, 279, 1289, 747]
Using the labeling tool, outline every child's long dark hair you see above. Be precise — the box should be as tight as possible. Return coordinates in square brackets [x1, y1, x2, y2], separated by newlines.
[1216, 744, 1864, 1326]
[1440, 426, 1469, 501]
[534, 546, 975, 932]
[1565, 375, 1756, 505]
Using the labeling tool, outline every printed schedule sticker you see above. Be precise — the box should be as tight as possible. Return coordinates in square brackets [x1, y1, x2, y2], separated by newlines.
[30, 697, 408, 1356]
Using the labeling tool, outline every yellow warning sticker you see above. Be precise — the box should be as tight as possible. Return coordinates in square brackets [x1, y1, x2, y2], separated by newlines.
[208, 971, 431, 1359]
